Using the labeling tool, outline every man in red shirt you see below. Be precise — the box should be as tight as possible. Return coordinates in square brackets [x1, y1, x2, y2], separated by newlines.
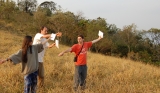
[58, 35, 102, 92]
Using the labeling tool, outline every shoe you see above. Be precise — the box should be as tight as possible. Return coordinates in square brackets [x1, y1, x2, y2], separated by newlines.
[79, 85, 85, 90]
[73, 87, 78, 93]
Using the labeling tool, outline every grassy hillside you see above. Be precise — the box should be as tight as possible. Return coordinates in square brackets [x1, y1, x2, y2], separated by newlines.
[1, 31, 160, 93]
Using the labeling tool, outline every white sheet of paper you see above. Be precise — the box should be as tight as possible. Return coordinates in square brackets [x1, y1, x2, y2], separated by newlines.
[55, 40, 59, 48]
[98, 30, 103, 38]
[51, 33, 56, 41]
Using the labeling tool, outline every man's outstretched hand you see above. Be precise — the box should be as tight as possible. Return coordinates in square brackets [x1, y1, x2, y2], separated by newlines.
[56, 32, 62, 37]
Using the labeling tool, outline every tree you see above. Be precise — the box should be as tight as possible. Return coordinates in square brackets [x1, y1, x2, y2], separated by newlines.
[48, 11, 79, 45]
[106, 24, 120, 55]
[33, 7, 49, 29]
[0, 1, 16, 19]
[120, 24, 139, 53]
[39, 1, 57, 14]
[17, 0, 37, 14]
[86, 17, 108, 53]
[107, 24, 120, 35]
[148, 28, 160, 62]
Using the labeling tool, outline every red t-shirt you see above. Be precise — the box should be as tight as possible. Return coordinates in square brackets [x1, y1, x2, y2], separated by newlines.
[71, 42, 92, 66]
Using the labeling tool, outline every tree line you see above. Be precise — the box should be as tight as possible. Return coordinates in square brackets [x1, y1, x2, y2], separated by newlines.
[0, 0, 160, 65]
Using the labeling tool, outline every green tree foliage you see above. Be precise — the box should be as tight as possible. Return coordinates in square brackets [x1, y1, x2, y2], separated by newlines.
[111, 31, 127, 57]
[33, 7, 49, 29]
[39, 1, 56, 15]
[106, 24, 120, 56]
[120, 24, 140, 53]
[17, 0, 37, 14]
[48, 11, 81, 45]
[0, 1, 16, 20]
[148, 28, 160, 62]
[111, 24, 143, 57]
[107, 24, 120, 35]
[14, 12, 34, 34]
[86, 17, 108, 53]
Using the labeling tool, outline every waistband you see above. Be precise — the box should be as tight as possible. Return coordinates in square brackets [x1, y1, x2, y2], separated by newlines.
[75, 64, 86, 67]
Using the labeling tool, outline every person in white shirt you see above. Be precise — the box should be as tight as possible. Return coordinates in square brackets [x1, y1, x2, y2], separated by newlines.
[32, 26, 62, 87]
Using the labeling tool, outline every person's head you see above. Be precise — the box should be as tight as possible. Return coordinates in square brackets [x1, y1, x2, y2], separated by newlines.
[40, 26, 48, 35]
[77, 35, 84, 44]
[22, 36, 32, 47]
[22, 36, 33, 63]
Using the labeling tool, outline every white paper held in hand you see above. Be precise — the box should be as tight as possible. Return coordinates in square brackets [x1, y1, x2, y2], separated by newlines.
[51, 33, 56, 41]
[55, 40, 59, 48]
[98, 30, 103, 38]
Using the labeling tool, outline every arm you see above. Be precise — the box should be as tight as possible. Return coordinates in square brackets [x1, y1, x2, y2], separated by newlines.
[41, 34, 51, 38]
[56, 32, 62, 37]
[48, 43, 55, 48]
[41, 37, 54, 48]
[42, 37, 55, 48]
[42, 32, 62, 38]
[58, 48, 72, 56]
[42, 32, 62, 48]
[92, 36, 102, 44]
[42, 37, 50, 45]
[0, 50, 22, 65]
[0, 58, 10, 64]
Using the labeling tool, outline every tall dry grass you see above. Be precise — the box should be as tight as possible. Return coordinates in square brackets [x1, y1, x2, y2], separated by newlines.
[1, 31, 160, 93]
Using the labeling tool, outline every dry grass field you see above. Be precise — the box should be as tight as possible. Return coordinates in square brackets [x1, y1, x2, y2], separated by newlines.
[1, 31, 160, 93]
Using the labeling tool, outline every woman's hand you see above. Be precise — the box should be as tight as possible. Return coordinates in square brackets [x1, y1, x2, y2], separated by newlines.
[0, 59, 6, 64]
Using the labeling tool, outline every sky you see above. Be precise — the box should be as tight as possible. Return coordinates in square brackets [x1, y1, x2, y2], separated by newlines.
[13, 0, 160, 30]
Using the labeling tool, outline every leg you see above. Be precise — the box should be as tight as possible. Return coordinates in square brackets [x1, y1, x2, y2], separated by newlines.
[38, 62, 44, 87]
[80, 65, 87, 90]
[31, 71, 38, 93]
[24, 75, 31, 93]
[73, 66, 80, 92]
[24, 71, 38, 93]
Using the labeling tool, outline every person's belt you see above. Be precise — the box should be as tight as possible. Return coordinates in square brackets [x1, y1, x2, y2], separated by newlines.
[75, 64, 86, 66]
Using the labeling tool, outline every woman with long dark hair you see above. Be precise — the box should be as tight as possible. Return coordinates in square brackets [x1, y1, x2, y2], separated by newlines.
[0, 35, 49, 93]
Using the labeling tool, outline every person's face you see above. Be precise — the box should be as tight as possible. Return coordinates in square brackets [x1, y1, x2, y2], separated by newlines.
[77, 36, 84, 44]
[41, 27, 48, 35]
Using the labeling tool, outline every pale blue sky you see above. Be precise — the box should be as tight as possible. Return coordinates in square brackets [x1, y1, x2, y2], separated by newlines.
[14, 0, 160, 30]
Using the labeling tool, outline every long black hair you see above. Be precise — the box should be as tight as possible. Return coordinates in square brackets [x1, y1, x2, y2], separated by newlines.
[22, 36, 32, 63]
